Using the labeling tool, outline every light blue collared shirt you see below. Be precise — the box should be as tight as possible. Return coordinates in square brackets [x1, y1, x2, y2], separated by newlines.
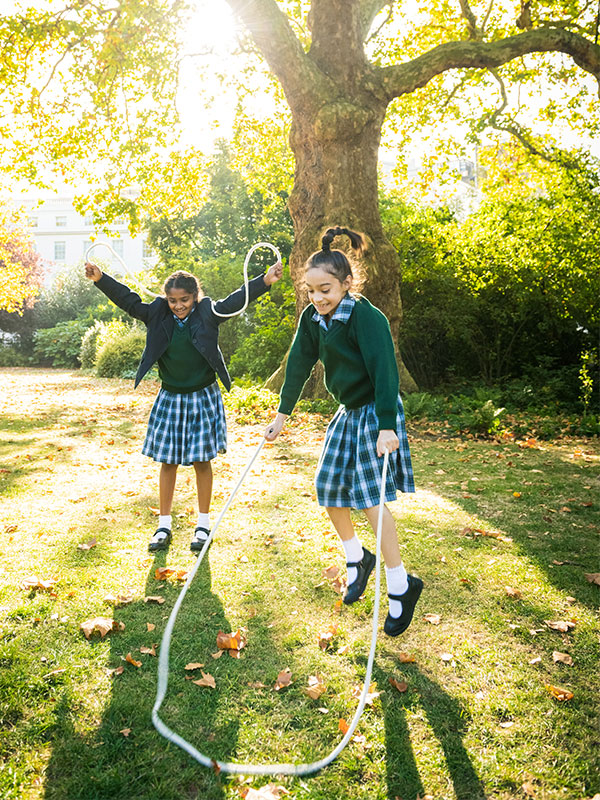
[311, 293, 356, 332]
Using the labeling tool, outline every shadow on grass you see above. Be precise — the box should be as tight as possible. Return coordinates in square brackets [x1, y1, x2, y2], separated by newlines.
[42, 553, 236, 800]
[416, 438, 600, 610]
[377, 663, 486, 800]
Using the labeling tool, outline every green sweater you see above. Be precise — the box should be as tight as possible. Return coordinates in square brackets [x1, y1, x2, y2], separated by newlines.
[279, 296, 399, 430]
[158, 321, 215, 393]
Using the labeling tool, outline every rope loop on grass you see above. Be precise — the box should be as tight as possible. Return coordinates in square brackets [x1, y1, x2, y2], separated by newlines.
[151, 441, 390, 776]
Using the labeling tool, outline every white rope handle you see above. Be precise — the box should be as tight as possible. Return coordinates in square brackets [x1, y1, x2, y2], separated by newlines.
[151, 441, 390, 776]
[85, 242, 160, 298]
[211, 241, 282, 318]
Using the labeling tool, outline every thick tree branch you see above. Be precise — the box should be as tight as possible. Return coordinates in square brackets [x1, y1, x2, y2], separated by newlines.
[458, 0, 481, 39]
[380, 27, 600, 100]
[359, 0, 391, 41]
[224, 0, 331, 107]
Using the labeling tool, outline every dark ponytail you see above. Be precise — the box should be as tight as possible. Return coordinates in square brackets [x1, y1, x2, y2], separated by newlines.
[306, 226, 367, 288]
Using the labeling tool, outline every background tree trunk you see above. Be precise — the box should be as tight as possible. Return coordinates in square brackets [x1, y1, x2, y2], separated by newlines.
[266, 93, 418, 395]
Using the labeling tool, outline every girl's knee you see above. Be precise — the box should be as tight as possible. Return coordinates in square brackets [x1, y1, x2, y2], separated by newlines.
[193, 460, 212, 471]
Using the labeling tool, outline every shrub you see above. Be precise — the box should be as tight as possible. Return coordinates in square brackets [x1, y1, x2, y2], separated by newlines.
[0, 346, 29, 367]
[79, 319, 134, 370]
[223, 384, 278, 424]
[95, 328, 146, 378]
[33, 320, 91, 367]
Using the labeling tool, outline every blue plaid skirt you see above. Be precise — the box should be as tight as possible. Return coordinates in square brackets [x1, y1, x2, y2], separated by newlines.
[315, 396, 415, 509]
[142, 382, 227, 465]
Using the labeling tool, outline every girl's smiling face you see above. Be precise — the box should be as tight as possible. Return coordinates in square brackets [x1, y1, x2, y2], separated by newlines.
[305, 267, 352, 320]
[166, 288, 196, 319]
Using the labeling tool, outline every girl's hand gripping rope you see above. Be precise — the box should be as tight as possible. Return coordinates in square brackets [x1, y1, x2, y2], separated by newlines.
[84, 262, 103, 282]
[376, 429, 399, 457]
[264, 260, 283, 286]
[264, 412, 287, 441]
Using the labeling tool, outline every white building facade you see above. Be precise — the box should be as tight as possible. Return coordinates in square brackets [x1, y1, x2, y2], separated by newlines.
[20, 192, 156, 282]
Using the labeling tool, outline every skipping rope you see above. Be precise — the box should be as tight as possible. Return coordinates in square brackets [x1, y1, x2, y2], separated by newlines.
[151, 446, 390, 776]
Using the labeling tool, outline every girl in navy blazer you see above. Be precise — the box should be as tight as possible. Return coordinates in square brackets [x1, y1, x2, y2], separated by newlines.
[85, 261, 282, 552]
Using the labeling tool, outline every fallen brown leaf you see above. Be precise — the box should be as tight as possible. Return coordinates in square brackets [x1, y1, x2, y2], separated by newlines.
[504, 586, 522, 599]
[545, 683, 573, 701]
[584, 572, 600, 586]
[120, 728, 132, 737]
[544, 620, 575, 633]
[107, 666, 124, 677]
[144, 596, 165, 604]
[20, 576, 55, 592]
[80, 617, 124, 639]
[125, 652, 142, 668]
[317, 624, 338, 650]
[397, 652, 416, 663]
[140, 644, 157, 657]
[146, 622, 156, 632]
[552, 651, 573, 666]
[305, 675, 326, 700]
[184, 662, 205, 670]
[322, 564, 340, 580]
[389, 677, 408, 693]
[77, 538, 97, 551]
[216, 629, 246, 651]
[154, 567, 175, 580]
[193, 671, 216, 688]
[338, 718, 349, 734]
[274, 668, 292, 691]
[352, 681, 382, 706]
[423, 613, 441, 625]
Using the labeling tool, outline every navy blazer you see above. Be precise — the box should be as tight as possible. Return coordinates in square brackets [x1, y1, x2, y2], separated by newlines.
[94, 272, 270, 389]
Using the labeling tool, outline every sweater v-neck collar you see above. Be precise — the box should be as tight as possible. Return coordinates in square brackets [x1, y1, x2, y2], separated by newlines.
[311, 293, 355, 332]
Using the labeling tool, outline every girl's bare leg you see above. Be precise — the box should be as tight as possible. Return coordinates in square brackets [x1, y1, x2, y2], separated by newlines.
[159, 463, 179, 515]
[363, 504, 403, 569]
[193, 461, 212, 513]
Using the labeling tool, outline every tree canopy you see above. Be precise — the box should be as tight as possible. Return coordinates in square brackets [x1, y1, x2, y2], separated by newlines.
[0, 209, 43, 314]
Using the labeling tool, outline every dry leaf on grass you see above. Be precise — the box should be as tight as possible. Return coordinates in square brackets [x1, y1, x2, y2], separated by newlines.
[216, 629, 246, 651]
[154, 567, 175, 580]
[322, 564, 339, 580]
[146, 622, 156, 632]
[103, 593, 134, 606]
[552, 651, 573, 666]
[338, 718, 349, 734]
[397, 652, 416, 663]
[20, 576, 55, 591]
[423, 613, 441, 625]
[140, 644, 157, 657]
[317, 624, 338, 650]
[77, 538, 97, 551]
[120, 728, 131, 737]
[274, 668, 292, 691]
[389, 677, 408, 693]
[504, 586, 522, 599]
[584, 572, 600, 586]
[352, 682, 382, 706]
[106, 666, 124, 677]
[144, 596, 165, 604]
[80, 617, 124, 639]
[305, 675, 326, 700]
[545, 683, 573, 701]
[193, 671, 216, 688]
[125, 652, 142, 668]
[184, 662, 205, 670]
[545, 620, 575, 633]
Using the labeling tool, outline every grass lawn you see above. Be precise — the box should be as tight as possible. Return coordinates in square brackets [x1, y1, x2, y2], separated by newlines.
[1, 368, 598, 800]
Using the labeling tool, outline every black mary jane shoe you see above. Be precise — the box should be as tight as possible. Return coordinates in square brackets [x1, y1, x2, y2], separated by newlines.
[384, 574, 424, 637]
[190, 526, 211, 553]
[343, 547, 376, 605]
[148, 527, 172, 553]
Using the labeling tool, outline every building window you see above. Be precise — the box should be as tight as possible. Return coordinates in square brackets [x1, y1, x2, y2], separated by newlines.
[56, 215, 67, 227]
[84, 214, 95, 227]
[111, 239, 124, 258]
[142, 241, 153, 258]
[54, 241, 66, 260]
[28, 216, 38, 228]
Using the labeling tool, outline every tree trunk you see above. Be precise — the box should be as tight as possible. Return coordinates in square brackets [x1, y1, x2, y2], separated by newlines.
[274, 97, 418, 394]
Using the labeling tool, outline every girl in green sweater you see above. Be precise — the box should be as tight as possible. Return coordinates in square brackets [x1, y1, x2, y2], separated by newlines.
[264, 227, 421, 636]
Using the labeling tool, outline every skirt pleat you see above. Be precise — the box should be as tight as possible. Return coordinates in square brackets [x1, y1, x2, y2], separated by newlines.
[315, 396, 415, 509]
[142, 382, 227, 465]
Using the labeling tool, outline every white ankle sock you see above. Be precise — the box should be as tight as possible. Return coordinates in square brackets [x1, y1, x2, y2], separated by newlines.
[386, 564, 409, 618]
[342, 536, 363, 584]
[196, 512, 211, 530]
[158, 515, 172, 531]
